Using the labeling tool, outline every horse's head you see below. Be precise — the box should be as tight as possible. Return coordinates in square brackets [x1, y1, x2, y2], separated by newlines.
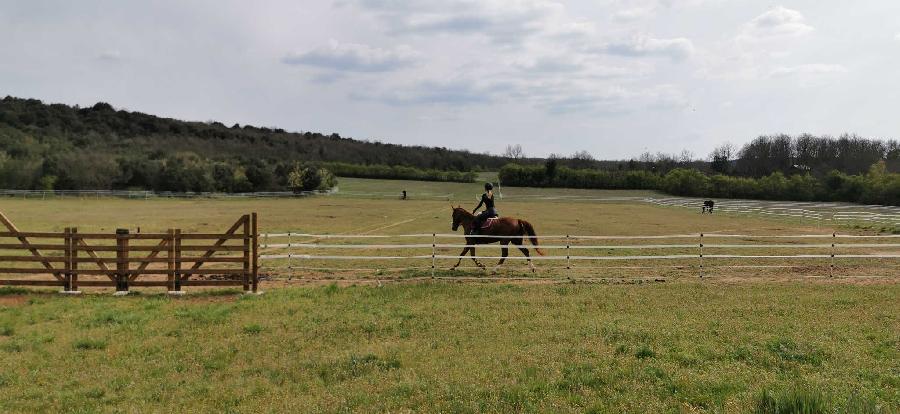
[451, 206, 468, 231]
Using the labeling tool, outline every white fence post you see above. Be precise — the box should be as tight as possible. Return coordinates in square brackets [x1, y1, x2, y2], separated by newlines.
[287, 232, 293, 280]
[431, 233, 436, 278]
[699, 233, 704, 278]
[565, 234, 571, 279]
[830, 232, 835, 277]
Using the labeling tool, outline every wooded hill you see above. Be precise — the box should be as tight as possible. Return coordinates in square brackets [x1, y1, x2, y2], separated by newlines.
[0, 96, 501, 191]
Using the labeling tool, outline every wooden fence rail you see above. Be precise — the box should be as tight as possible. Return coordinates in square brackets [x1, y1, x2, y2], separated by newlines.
[0, 212, 259, 294]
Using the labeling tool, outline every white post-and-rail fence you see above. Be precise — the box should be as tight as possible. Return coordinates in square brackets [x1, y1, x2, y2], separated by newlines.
[257, 232, 900, 280]
[647, 197, 900, 227]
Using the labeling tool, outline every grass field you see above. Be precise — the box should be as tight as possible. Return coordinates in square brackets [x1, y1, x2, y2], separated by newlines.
[0, 177, 898, 412]
[0, 283, 897, 412]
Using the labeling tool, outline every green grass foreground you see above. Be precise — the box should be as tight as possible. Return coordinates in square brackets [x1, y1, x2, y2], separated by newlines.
[0, 282, 897, 413]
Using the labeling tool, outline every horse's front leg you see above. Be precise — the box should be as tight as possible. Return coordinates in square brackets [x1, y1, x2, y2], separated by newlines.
[470, 246, 485, 270]
[451, 247, 469, 270]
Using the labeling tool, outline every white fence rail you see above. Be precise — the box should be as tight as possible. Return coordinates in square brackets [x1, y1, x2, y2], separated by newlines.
[258, 232, 900, 279]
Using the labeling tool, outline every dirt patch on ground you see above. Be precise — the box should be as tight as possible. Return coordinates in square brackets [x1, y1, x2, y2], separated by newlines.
[0, 296, 28, 306]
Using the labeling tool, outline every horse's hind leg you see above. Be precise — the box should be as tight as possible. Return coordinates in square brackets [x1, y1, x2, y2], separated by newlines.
[513, 239, 535, 273]
[493, 242, 509, 274]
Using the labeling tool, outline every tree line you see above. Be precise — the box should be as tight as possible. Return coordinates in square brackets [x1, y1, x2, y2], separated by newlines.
[710, 134, 899, 177]
[500, 160, 900, 206]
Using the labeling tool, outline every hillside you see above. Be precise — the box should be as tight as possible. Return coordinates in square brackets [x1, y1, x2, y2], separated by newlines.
[0, 96, 509, 191]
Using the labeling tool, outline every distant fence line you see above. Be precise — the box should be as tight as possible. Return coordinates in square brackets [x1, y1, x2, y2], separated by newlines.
[646, 197, 900, 226]
[257, 232, 900, 279]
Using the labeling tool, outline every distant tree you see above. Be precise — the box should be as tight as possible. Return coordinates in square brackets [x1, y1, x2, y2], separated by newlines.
[244, 161, 274, 191]
[544, 158, 558, 184]
[571, 150, 595, 169]
[709, 143, 734, 174]
[288, 165, 320, 193]
[38, 175, 57, 190]
[677, 149, 694, 164]
[212, 163, 235, 192]
[287, 163, 337, 193]
[503, 144, 525, 160]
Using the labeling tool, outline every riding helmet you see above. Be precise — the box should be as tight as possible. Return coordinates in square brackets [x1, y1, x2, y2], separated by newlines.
[484, 182, 494, 190]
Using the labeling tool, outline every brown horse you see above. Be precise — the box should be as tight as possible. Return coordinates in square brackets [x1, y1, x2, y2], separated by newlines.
[450, 206, 544, 272]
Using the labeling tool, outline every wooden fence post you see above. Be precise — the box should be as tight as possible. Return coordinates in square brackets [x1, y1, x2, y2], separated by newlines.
[115, 229, 130, 295]
[174, 229, 182, 292]
[167, 229, 176, 293]
[63, 227, 71, 292]
[243, 214, 251, 292]
[252, 212, 259, 293]
[71, 228, 79, 292]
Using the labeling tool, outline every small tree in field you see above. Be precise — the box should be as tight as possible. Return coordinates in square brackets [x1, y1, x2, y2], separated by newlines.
[288, 163, 337, 193]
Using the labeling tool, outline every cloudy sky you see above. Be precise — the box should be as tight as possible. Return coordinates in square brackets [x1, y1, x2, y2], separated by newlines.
[2, 1, 899, 159]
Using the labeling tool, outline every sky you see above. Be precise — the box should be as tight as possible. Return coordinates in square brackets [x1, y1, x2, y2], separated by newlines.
[1, 1, 899, 159]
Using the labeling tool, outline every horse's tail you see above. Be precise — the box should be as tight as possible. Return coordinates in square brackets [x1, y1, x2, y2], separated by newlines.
[519, 220, 544, 255]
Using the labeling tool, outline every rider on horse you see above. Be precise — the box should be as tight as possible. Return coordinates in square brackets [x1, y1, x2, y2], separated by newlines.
[471, 182, 498, 234]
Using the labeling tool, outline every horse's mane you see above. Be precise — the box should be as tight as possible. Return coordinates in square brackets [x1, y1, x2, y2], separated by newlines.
[453, 207, 474, 219]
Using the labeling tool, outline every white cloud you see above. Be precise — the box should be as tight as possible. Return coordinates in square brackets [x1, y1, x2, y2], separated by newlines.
[353, 78, 506, 106]
[769, 63, 847, 77]
[611, 7, 654, 23]
[282, 40, 419, 72]
[346, 0, 566, 45]
[742, 6, 813, 40]
[96, 50, 123, 62]
[598, 35, 695, 61]
[514, 55, 585, 73]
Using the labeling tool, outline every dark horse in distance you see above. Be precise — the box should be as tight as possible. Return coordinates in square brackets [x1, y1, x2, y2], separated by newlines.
[450, 206, 544, 272]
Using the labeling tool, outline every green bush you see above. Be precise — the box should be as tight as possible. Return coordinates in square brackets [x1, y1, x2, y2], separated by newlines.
[661, 168, 710, 196]
[287, 163, 338, 192]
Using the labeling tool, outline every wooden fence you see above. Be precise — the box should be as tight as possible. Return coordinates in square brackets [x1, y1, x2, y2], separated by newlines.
[0, 212, 259, 293]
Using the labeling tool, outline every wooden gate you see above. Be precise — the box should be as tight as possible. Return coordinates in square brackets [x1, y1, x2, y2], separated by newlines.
[0, 212, 259, 293]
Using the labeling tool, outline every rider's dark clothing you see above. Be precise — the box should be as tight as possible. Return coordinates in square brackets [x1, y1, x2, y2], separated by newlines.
[472, 193, 498, 232]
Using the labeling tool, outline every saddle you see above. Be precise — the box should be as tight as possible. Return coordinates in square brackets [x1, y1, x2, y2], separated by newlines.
[479, 217, 499, 229]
